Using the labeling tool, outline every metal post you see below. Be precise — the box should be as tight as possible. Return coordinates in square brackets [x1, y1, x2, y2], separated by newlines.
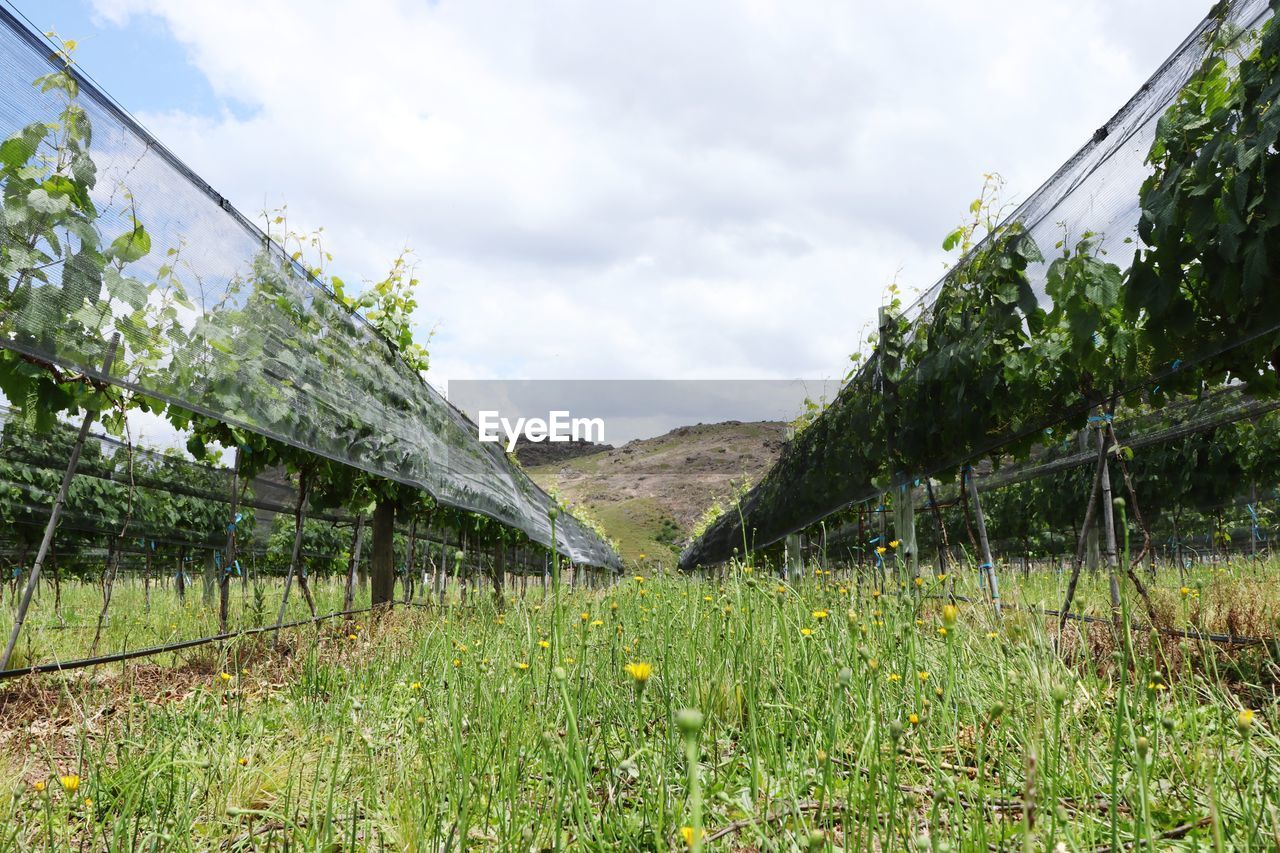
[1, 334, 119, 670]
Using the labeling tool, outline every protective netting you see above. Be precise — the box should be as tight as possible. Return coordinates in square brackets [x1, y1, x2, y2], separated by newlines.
[0, 8, 617, 570]
[683, 0, 1277, 569]
[0, 403, 568, 578]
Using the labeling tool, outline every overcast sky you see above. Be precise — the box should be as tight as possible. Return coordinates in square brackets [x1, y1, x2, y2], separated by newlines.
[10, 0, 1214, 392]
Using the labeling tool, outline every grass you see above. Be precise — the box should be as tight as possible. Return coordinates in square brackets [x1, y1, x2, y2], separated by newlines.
[0, 554, 1277, 850]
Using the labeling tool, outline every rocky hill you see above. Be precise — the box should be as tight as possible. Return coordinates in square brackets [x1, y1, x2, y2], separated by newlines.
[526, 421, 788, 566]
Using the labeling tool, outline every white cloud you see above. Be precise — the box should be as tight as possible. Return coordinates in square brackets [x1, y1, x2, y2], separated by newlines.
[89, 0, 1211, 385]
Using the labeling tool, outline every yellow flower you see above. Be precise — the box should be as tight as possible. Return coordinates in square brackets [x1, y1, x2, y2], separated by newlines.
[625, 662, 653, 684]
[704, 595, 713, 602]
[937, 626, 948, 637]
[452, 658, 461, 667]
[867, 658, 880, 671]
[775, 585, 787, 594]
[237, 757, 248, 766]
[565, 657, 576, 665]
[348, 633, 358, 641]
[917, 671, 930, 682]
[936, 573, 947, 581]
[886, 673, 901, 683]
[876, 546, 887, 555]
[33, 781, 46, 793]
[872, 590, 882, 598]
[914, 577, 923, 587]
[680, 826, 703, 847]
[908, 713, 920, 725]
[1179, 586, 1191, 597]
[986, 631, 999, 639]
[941, 604, 958, 626]
[410, 681, 422, 690]
[59, 775, 80, 794]
[218, 672, 232, 683]
[889, 540, 900, 549]
[1237, 709, 1257, 733]
[591, 619, 604, 627]
[634, 575, 645, 583]
[838, 586, 848, 594]
[801, 628, 813, 637]
[538, 640, 550, 649]
[416, 715, 426, 726]
[515, 662, 530, 670]
[82, 798, 92, 808]
[812, 609, 829, 620]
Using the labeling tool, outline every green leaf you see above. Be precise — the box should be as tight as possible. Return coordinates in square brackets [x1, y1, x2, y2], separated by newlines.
[941, 227, 965, 252]
[106, 222, 151, 264]
[26, 188, 69, 215]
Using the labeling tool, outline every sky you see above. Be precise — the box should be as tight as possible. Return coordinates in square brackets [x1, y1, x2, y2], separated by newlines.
[5, 0, 1215, 397]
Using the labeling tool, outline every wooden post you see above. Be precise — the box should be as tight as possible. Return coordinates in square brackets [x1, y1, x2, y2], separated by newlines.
[175, 547, 186, 603]
[1097, 425, 1125, 631]
[371, 499, 396, 608]
[964, 467, 1001, 620]
[219, 447, 242, 633]
[925, 479, 952, 598]
[1057, 428, 1111, 640]
[275, 469, 310, 631]
[342, 515, 365, 613]
[894, 478, 919, 582]
[1, 334, 119, 670]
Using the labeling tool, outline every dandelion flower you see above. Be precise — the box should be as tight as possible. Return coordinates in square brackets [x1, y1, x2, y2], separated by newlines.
[237, 757, 248, 767]
[219, 672, 232, 683]
[33, 781, 46, 793]
[812, 609, 829, 620]
[634, 575, 645, 583]
[680, 826, 703, 847]
[1179, 586, 1191, 597]
[538, 640, 550, 649]
[591, 619, 603, 627]
[1237, 709, 1257, 734]
[917, 671, 930, 682]
[515, 662, 530, 671]
[887, 673, 902, 683]
[941, 604, 958, 626]
[876, 546, 887, 555]
[908, 713, 920, 725]
[801, 628, 814, 637]
[59, 775, 80, 794]
[986, 631, 999, 639]
[889, 540, 900, 549]
[624, 662, 653, 685]
[938, 626, 948, 637]
[580, 612, 590, 621]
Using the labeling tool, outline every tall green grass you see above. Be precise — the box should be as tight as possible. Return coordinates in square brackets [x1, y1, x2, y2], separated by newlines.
[1, 556, 1276, 849]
